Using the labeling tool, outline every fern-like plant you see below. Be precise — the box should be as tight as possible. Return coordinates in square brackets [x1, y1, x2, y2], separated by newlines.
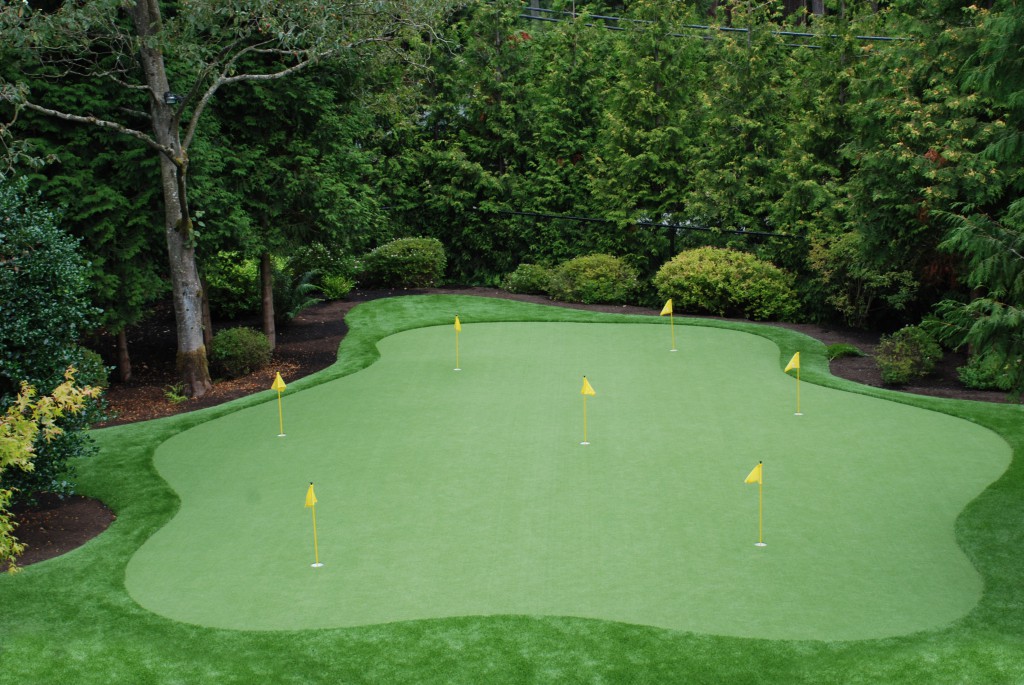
[273, 269, 323, 326]
[931, 211, 1024, 397]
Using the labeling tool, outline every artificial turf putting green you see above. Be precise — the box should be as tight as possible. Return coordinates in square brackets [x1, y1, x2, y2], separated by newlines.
[125, 321, 1009, 640]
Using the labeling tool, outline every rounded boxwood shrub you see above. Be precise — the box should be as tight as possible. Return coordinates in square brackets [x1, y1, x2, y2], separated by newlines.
[210, 327, 271, 379]
[653, 247, 799, 320]
[501, 263, 553, 295]
[359, 237, 446, 288]
[875, 325, 943, 386]
[549, 254, 639, 305]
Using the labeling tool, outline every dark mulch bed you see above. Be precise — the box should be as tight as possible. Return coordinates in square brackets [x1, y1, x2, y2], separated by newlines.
[8, 287, 1013, 571]
[3, 494, 116, 571]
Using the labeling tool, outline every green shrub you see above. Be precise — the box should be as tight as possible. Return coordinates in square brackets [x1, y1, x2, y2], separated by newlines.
[210, 327, 271, 379]
[549, 254, 639, 305]
[501, 263, 553, 295]
[826, 343, 866, 361]
[163, 383, 188, 404]
[957, 352, 1017, 391]
[807, 232, 917, 328]
[875, 325, 943, 386]
[74, 347, 110, 425]
[206, 252, 260, 319]
[359, 237, 446, 288]
[0, 180, 99, 505]
[653, 247, 799, 321]
[289, 243, 356, 280]
[320, 274, 355, 300]
[289, 243, 357, 300]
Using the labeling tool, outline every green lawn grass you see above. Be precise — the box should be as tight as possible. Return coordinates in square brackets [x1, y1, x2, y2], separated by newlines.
[127, 322, 1005, 641]
[2, 295, 1023, 684]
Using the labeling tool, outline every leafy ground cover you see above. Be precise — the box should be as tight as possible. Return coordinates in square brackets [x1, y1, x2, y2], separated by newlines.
[2, 294, 1022, 684]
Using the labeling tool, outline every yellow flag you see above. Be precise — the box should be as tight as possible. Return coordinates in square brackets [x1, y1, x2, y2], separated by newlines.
[454, 315, 462, 332]
[744, 463, 763, 484]
[271, 372, 287, 392]
[305, 483, 317, 508]
[660, 299, 673, 316]
[581, 376, 596, 396]
[784, 352, 800, 373]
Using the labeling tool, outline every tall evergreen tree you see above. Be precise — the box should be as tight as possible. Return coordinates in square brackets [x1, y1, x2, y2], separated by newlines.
[930, 1, 1024, 396]
[8, 76, 167, 381]
[588, 2, 704, 273]
[196, 65, 385, 347]
[0, 0, 457, 396]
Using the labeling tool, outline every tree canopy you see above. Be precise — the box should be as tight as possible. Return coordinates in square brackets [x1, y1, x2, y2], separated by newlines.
[0, 0, 458, 396]
[2, 0, 1022, 395]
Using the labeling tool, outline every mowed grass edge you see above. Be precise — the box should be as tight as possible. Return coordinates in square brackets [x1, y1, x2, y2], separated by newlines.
[0, 294, 1022, 685]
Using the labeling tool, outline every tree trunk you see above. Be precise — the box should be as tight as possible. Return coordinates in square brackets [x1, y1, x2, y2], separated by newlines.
[261, 251, 276, 350]
[783, 0, 805, 21]
[160, 152, 212, 397]
[131, 0, 213, 398]
[116, 328, 132, 383]
[201, 274, 213, 347]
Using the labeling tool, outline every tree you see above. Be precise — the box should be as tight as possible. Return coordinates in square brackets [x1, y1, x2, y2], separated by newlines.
[839, 4, 997, 323]
[808, 231, 917, 327]
[375, 0, 525, 283]
[589, 2, 705, 272]
[680, 6, 808, 241]
[0, 0, 457, 397]
[0, 71, 169, 382]
[198, 65, 385, 348]
[931, 211, 1024, 396]
[928, 1, 1024, 397]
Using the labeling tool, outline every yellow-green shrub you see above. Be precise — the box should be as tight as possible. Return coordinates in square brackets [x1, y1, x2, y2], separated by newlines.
[654, 247, 798, 320]
[549, 254, 638, 304]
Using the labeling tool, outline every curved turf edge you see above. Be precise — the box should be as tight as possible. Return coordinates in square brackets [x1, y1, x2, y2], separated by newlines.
[1, 294, 1022, 685]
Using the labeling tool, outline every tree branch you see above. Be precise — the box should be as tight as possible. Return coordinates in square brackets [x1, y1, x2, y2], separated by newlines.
[182, 50, 328, 149]
[178, 31, 400, 150]
[20, 101, 173, 159]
